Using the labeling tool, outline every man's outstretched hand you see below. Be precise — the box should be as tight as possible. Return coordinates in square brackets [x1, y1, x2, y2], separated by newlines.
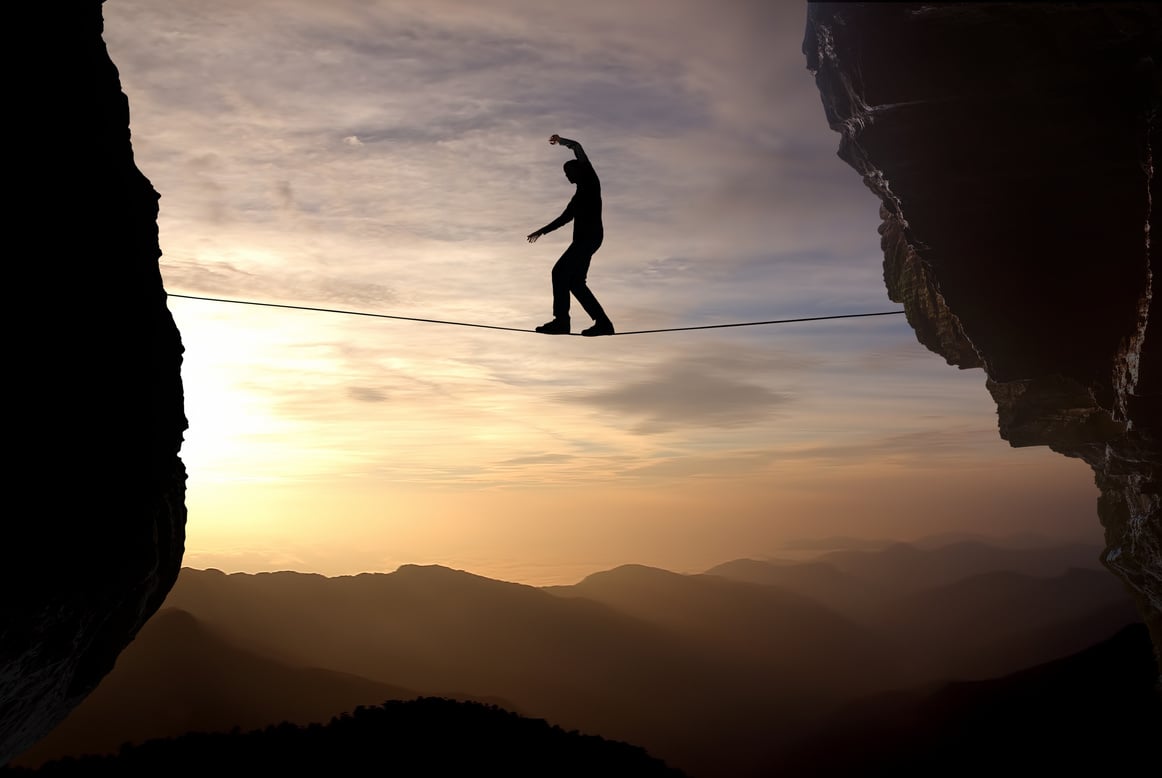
[527, 230, 542, 243]
[549, 134, 560, 145]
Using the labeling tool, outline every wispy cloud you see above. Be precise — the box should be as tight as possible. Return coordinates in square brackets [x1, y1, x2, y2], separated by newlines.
[564, 345, 807, 433]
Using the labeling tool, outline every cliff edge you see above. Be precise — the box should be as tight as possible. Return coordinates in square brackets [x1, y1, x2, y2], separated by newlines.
[2, 0, 187, 763]
[804, 2, 1160, 673]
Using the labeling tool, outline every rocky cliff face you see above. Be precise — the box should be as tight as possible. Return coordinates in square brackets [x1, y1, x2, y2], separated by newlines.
[2, 0, 187, 763]
[804, 2, 1160, 674]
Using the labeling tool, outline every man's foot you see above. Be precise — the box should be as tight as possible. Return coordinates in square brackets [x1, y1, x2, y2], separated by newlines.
[582, 319, 615, 337]
[536, 318, 570, 334]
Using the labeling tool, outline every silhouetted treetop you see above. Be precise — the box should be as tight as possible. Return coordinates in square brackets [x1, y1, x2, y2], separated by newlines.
[6, 697, 686, 777]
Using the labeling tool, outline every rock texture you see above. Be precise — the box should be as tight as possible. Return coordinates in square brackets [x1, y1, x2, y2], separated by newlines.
[804, 2, 1161, 674]
[2, 0, 187, 764]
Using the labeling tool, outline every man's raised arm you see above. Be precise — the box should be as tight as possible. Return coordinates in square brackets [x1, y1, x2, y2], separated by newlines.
[550, 134, 590, 165]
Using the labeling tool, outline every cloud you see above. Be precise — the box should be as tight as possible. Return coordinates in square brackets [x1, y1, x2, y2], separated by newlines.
[349, 386, 389, 402]
[496, 453, 576, 466]
[161, 253, 400, 310]
[785, 427, 1004, 466]
[566, 350, 797, 433]
[619, 449, 780, 480]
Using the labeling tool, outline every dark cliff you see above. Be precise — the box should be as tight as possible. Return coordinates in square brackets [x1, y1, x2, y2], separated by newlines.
[804, 2, 1160, 673]
[2, 0, 187, 763]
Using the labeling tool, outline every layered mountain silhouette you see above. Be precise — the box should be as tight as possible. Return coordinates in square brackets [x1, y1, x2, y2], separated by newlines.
[877, 567, 1140, 680]
[546, 564, 907, 694]
[10, 608, 414, 768]
[7, 541, 1146, 778]
[707, 539, 1106, 608]
[157, 563, 771, 776]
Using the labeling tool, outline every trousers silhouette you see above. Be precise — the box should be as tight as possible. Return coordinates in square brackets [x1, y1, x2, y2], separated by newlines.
[552, 236, 608, 321]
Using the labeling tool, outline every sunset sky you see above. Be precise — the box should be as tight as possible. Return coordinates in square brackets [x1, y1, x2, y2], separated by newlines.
[104, 0, 1101, 585]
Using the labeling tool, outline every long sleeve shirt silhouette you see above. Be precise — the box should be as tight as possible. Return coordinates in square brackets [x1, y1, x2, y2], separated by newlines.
[537, 138, 603, 243]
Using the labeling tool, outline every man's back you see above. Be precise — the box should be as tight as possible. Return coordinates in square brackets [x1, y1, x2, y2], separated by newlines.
[569, 166, 602, 242]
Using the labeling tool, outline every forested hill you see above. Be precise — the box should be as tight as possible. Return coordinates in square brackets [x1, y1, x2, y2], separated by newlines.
[3, 697, 687, 778]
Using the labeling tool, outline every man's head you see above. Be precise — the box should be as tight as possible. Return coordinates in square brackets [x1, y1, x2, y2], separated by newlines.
[563, 159, 580, 184]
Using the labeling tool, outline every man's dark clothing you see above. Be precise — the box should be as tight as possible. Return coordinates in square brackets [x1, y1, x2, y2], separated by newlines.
[536, 140, 610, 324]
[552, 236, 605, 320]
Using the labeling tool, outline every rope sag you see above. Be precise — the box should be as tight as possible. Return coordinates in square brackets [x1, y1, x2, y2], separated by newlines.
[166, 293, 906, 335]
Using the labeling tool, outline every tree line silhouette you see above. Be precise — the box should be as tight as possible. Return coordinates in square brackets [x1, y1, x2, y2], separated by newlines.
[4, 697, 687, 777]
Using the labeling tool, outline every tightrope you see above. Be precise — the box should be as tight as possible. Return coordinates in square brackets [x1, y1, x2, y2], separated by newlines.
[166, 293, 906, 335]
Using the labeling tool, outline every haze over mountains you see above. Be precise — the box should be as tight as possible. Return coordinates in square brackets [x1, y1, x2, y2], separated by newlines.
[11, 538, 1148, 778]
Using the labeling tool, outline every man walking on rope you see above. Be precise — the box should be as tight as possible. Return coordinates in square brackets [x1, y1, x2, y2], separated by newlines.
[527, 134, 615, 336]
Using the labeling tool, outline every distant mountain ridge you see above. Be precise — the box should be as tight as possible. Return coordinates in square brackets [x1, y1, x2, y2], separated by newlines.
[10, 540, 1141, 778]
[708, 539, 1105, 598]
[547, 564, 904, 693]
[779, 531, 1098, 551]
[706, 541, 1131, 684]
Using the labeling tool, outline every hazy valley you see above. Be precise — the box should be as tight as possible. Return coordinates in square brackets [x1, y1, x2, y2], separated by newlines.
[10, 538, 1154, 777]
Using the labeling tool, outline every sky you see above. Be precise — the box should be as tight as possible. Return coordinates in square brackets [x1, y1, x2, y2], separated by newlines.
[103, 0, 1103, 585]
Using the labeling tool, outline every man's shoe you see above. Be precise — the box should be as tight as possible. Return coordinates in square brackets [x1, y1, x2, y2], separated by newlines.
[582, 319, 615, 337]
[536, 318, 570, 334]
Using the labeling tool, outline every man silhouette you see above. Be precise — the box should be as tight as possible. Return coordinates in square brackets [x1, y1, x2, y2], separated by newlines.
[527, 134, 615, 336]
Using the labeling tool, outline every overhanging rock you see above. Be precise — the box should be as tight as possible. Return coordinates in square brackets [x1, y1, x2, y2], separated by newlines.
[2, 0, 188, 763]
[804, 2, 1160, 673]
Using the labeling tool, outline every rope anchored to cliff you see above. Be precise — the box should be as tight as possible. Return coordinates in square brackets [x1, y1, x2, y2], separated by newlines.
[166, 293, 906, 335]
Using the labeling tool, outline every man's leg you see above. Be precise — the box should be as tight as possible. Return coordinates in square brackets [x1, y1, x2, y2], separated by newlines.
[550, 245, 583, 321]
[566, 240, 614, 335]
[571, 279, 608, 324]
[537, 245, 583, 334]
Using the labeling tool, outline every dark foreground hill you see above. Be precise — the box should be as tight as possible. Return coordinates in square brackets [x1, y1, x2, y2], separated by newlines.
[2, 698, 686, 777]
[10, 608, 415, 769]
[771, 623, 1162, 776]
